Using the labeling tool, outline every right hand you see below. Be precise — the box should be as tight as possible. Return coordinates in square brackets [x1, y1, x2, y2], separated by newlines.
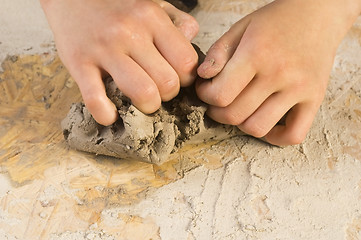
[195, 0, 361, 146]
[40, 0, 199, 125]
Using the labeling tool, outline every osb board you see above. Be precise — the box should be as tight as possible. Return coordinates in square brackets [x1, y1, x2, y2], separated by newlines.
[0, 1, 245, 238]
[1, 0, 360, 238]
[0, 52, 240, 238]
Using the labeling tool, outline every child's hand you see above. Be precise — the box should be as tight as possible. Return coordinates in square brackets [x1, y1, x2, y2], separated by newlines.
[196, 0, 361, 145]
[40, 0, 199, 125]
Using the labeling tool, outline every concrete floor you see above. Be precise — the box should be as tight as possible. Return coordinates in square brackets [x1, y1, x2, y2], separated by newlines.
[1, 0, 361, 239]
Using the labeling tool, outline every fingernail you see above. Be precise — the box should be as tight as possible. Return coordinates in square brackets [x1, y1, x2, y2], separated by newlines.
[198, 59, 215, 78]
[199, 59, 214, 71]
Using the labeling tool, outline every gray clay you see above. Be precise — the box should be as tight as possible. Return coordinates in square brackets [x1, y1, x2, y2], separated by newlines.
[61, 45, 243, 165]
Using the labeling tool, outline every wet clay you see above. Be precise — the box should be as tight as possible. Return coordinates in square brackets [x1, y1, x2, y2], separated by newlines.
[61, 45, 243, 165]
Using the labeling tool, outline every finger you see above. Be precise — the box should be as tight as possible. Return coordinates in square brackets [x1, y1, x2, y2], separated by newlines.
[157, 1, 199, 40]
[196, 18, 257, 107]
[197, 16, 252, 79]
[153, 17, 198, 87]
[264, 102, 319, 146]
[195, 51, 256, 107]
[102, 54, 161, 114]
[130, 43, 180, 101]
[237, 92, 295, 138]
[206, 76, 277, 125]
[71, 64, 118, 126]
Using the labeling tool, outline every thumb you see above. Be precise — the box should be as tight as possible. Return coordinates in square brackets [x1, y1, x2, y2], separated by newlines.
[197, 16, 251, 79]
[155, 0, 199, 40]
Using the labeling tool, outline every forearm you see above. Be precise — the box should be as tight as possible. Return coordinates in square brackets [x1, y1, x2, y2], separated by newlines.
[267, 0, 361, 56]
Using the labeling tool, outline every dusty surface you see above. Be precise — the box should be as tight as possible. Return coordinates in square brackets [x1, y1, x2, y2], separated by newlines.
[1, 0, 361, 239]
[62, 46, 241, 165]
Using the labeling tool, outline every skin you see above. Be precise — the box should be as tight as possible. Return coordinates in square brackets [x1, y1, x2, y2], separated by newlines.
[41, 0, 361, 146]
[196, 0, 361, 145]
[40, 0, 199, 126]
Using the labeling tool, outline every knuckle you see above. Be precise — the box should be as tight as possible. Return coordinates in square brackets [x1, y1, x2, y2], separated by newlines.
[159, 75, 180, 97]
[136, 1, 161, 19]
[273, 61, 289, 78]
[208, 40, 235, 65]
[286, 131, 306, 145]
[210, 41, 227, 52]
[58, 46, 88, 69]
[242, 121, 268, 138]
[182, 15, 199, 32]
[212, 91, 233, 107]
[98, 18, 131, 44]
[222, 110, 244, 126]
[178, 16, 199, 40]
[289, 75, 307, 91]
[179, 50, 198, 73]
[188, 16, 199, 32]
[134, 84, 159, 103]
[250, 37, 272, 57]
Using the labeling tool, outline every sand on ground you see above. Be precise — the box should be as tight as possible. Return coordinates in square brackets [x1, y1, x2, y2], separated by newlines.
[0, 0, 361, 239]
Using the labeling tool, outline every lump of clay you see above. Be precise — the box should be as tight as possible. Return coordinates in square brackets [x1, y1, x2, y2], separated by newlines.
[61, 45, 243, 165]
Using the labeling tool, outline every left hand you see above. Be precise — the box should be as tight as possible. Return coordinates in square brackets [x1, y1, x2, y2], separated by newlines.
[196, 0, 361, 145]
